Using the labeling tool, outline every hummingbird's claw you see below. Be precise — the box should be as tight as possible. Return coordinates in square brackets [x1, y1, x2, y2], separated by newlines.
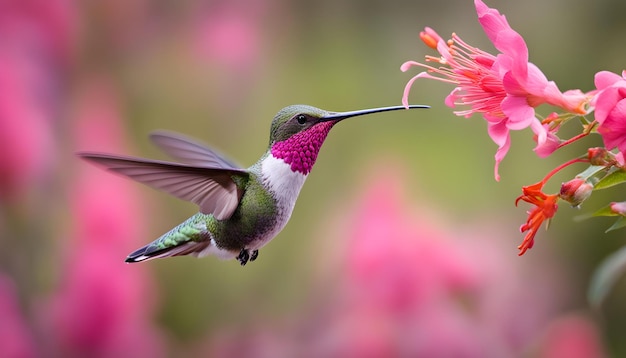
[250, 250, 258, 262]
[237, 249, 250, 266]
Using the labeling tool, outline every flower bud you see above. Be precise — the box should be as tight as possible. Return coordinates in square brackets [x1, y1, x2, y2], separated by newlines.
[419, 27, 443, 49]
[559, 178, 593, 207]
[610, 201, 626, 216]
[588, 147, 614, 166]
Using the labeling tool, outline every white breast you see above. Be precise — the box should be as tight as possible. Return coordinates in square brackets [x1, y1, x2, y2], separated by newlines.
[257, 155, 307, 248]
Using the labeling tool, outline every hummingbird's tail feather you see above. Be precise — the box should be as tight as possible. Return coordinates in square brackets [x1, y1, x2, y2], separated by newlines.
[125, 241, 211, 263]
[124, 213, 222, 263]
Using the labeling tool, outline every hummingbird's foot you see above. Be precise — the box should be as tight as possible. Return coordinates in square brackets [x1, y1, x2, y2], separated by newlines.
[236, 249, 259, 266]
[237, 249, 250, 266]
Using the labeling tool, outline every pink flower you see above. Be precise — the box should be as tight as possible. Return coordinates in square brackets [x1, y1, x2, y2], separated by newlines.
[593, 70, 626, 154]
[474, 0, 588, 115]
[402, 0, 588, 180]
[0, 0, 76, 199]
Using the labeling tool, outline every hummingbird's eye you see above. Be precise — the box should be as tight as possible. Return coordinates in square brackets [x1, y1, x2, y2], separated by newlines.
[296, 114, 307, 125]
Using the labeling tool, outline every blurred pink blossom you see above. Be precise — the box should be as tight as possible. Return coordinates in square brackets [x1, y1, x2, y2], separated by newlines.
[535, 315, 606, 358]
[40, 79, 166, 357]
[0, 59, 54, 199]
[193, 4, 262, 73]
[310, 165, 564, 356]
[187, 1, 269, 111]
[203, 162, 605, 357]
[0, 0, 77, 64]
[0, 0, 76, 199]
[0, 273, 37, 358]
[339, 169, 480, 313]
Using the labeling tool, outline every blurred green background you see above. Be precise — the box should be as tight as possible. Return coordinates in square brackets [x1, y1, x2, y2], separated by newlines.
[2, 0, 626, 356]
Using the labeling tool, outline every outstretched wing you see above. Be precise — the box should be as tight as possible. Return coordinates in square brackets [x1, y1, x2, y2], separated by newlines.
[78, 153, 249, 220]
[149, 130, 241, 169]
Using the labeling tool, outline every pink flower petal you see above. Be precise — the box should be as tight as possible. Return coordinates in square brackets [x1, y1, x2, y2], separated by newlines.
[598, 97, 626, 152]
[400, 61, 420, 73]
[595, 86, 623, 124]
[401, 73, 420, 108]
[475, 0, 528, 65]
[531, 122, 559, 158]
[500, 95, 536, 130]
[487, 119, 511, 181]
[474, 0, 507, 45]
[594, 70, 625, 90]
[444, 87, 461, 109]
[522, 63, 551, 96]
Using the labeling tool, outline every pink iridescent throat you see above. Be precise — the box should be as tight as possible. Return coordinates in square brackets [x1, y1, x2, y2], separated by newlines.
[270, 121, 336, 174]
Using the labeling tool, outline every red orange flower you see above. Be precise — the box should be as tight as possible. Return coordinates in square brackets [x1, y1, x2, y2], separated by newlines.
[515, 181, 559, 255]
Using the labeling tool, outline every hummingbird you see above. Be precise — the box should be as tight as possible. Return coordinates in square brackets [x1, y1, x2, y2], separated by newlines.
[78, 104, 428, 266]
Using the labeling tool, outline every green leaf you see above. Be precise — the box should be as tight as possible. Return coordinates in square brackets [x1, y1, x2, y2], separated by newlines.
[594, 169, 626, 190]
[592, 204, 619, 217]
[606, 217, 626, 233]
[576, 165, 607, 183]
[588, 245, 626, 309]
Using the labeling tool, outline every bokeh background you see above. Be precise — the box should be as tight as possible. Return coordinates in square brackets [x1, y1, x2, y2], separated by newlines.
[2, 0, 626, 356]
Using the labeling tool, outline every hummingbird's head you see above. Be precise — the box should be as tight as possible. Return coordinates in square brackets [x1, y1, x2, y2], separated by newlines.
[268, 104, 329, 144]
[267, 104, 428, 175]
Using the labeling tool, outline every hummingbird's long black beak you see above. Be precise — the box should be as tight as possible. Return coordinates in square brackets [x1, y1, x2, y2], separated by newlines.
[318, 104, 429, 122]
